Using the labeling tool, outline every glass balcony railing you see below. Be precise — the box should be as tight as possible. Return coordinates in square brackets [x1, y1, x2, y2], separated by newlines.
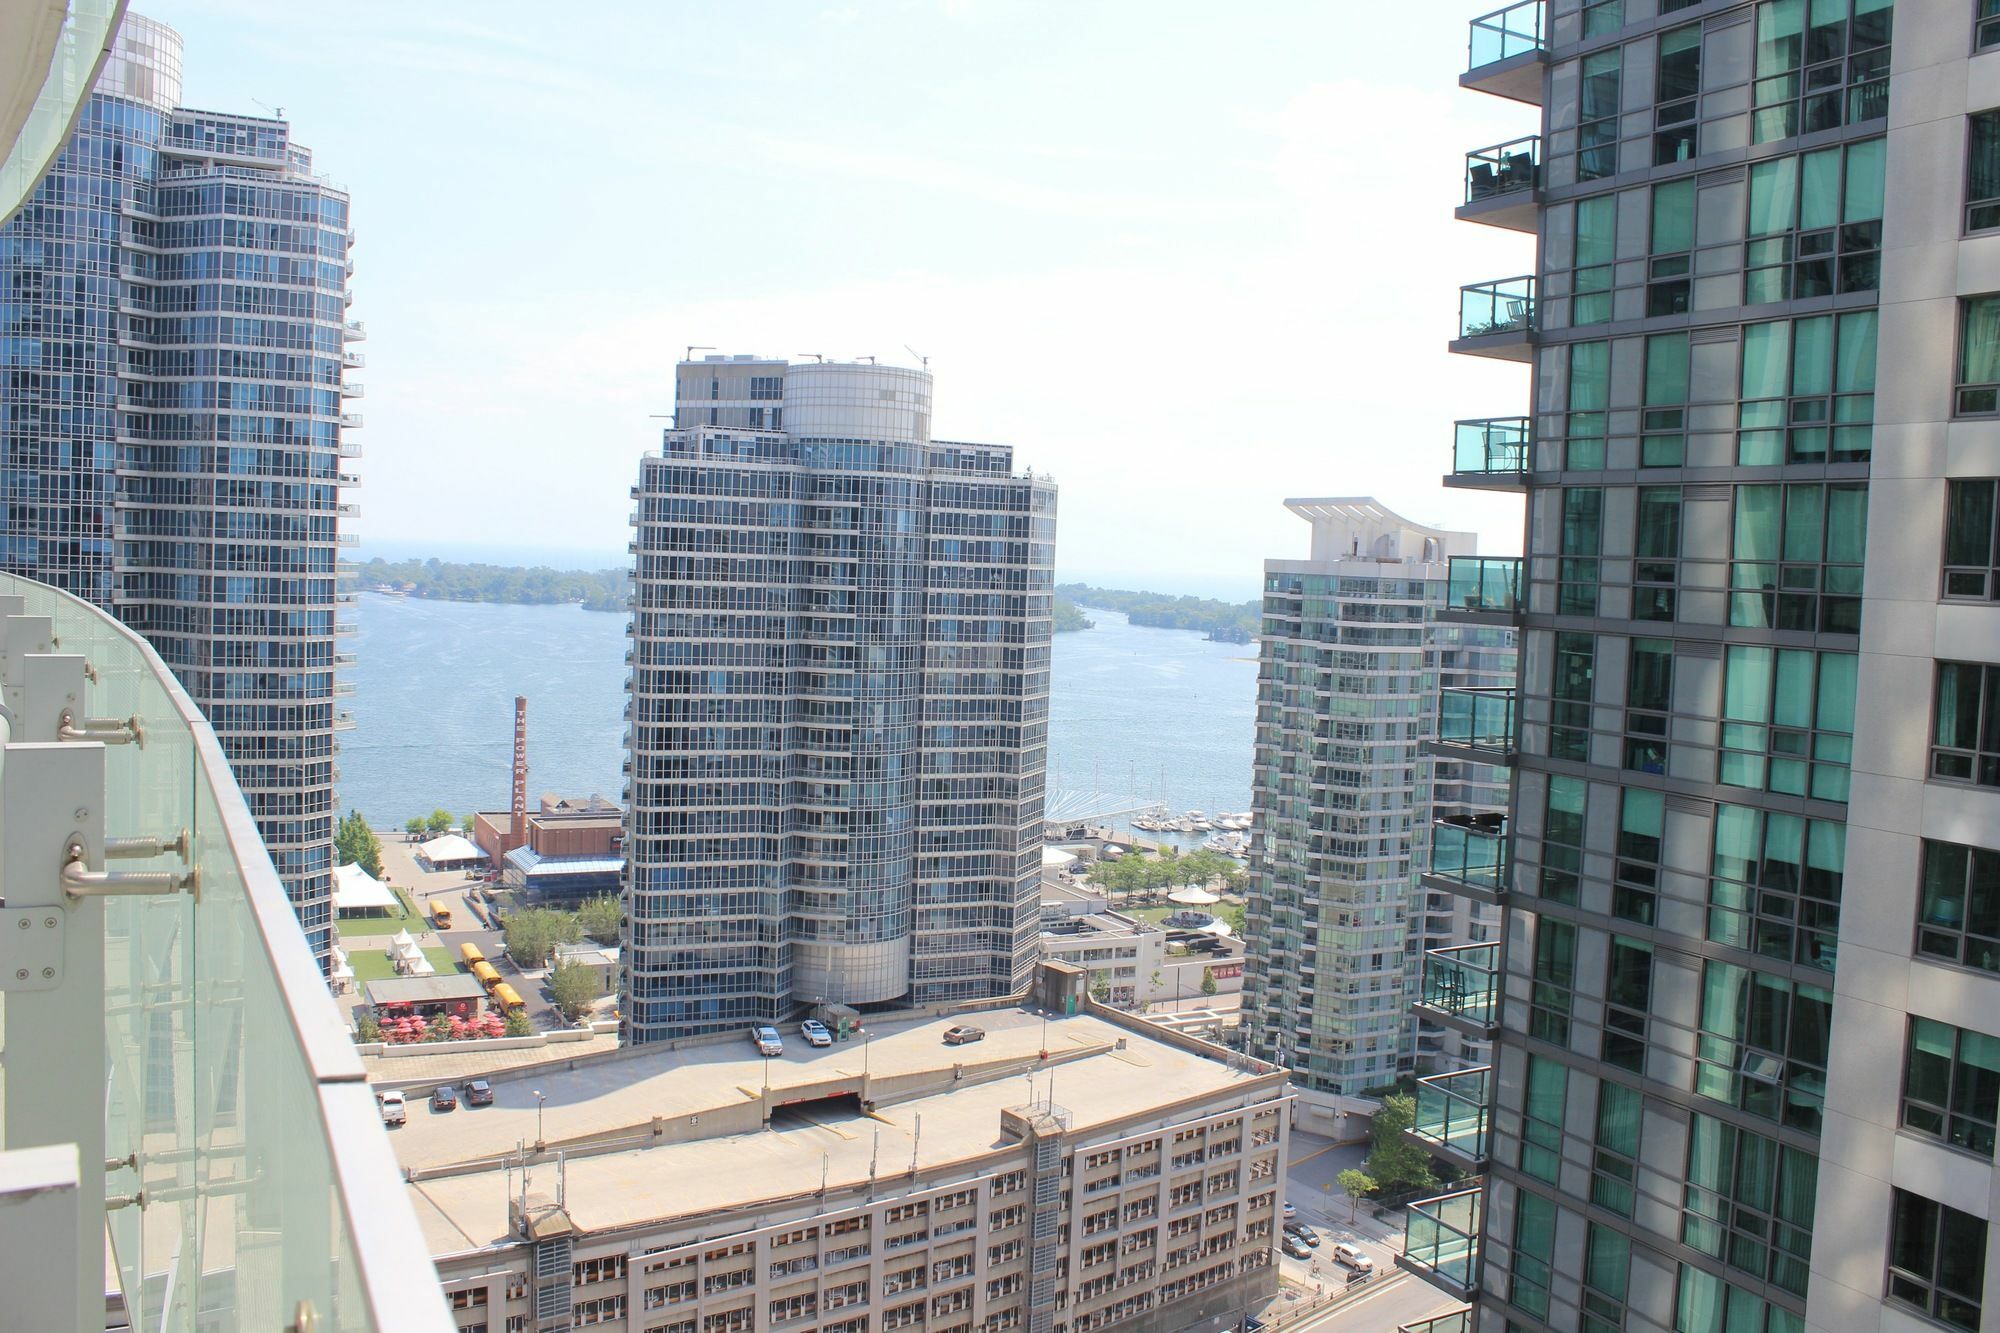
[1452, 418, 1530, 478]
[1458, 276, 1536, 340]
[1402, 1186, 1484, 1296]
[1468, 0, 1546, 69]
[1464, 135, 1539, 204]
[1429, 815, 1510, 898]
[0, 572, 450, 1330]
[1412, 1066, 1492, 1165]
[1444, 556, 1521, 616]
[1400, 1312, 1474, 1333]
[1415, 943, 1499, 1030]
[1437, 685, 1517, 753]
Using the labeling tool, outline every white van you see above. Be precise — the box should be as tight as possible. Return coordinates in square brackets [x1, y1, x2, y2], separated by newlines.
[377, 1089, 407, 1127]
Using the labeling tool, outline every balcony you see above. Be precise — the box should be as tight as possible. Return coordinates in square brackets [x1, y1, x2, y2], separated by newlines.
[1458, 136, 1540, 232]
[1410, 1067, 1491, 1170]
[1431, 685, 1516, 765]
[1411, 942, 1499, 1038]
[343, 318, 367, 341]
[340, 380, 364, 399]
[340, 412, 363, 428]
[1399, 1314, 1473, 1333]
[1441, 556, 1521, 624]
[1463, 0, 1546, 104]
[1449, 418, 1530, 490]
[1452, 277, 1536, 361]
[1425, 814, 1510, 903]
[1400, 1185, 1483, 1301]
[0, 573, 450, 1329]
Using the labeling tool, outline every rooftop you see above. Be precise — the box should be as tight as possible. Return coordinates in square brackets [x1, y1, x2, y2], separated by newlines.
[366, 974, 490, 1005]
[391, 1005, 1280, 1258]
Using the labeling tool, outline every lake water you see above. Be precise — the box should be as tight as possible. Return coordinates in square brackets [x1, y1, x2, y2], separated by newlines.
[342, 598, 1258, 832]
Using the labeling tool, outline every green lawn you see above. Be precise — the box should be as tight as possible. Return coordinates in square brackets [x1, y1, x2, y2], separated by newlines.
[337, 884, 423, 936]
[348, 945, 458, 985]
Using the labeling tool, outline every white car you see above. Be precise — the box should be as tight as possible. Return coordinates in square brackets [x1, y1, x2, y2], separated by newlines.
[750, 1025, 783, 1057]
[1281, 1200, 1297, 1220]
[1331, 1242, 1373, 1273]
[377, 1089, 406, 1127]
[800, 1019, 833, 1047]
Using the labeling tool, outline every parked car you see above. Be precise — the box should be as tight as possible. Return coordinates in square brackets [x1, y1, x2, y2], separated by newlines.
[430, 1085, 457, 1113]
[1281, 1200, 1297, 1220]
[1331, 1243, 1374, 1273]
[377, 1089, 406, 1127]
[1281, 1236, 1312, 1260]
[800, 1018, 834, 1047]
[751, 1025, 784, 1057]
[462, 1079, 494, 1107]
[1283, 1222, 1318, 1247]
[942, 1024, 985, 1046]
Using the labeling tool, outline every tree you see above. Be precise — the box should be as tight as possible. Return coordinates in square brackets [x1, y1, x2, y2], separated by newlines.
[1200, 966, 1218, 996]
[1337, 1169, 1378, 1223]
[426, 808, 453, 835]
[425, 1012, 453, 1043]
[504, 1010, 534, 1037]
[463, 813, 479, 837]
[1225, 904, 1248, 936]
[355, 1011, 382, 1043]
[1364, 1093, 1438, 1196]
[1090, 974, 1112, 1003]
[547, 961, 599, 1024]
[577, 894, 623, 944]
[335, 809, 383, 878]
[502, 906, 582, 969]
[404, 816, 425, 839]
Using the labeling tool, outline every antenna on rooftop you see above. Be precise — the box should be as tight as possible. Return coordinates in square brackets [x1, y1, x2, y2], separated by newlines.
[904, 345, 928, 367]
[686, 345, 714, 361]
[798, 353, 823, 363]
[251, 97, 285, 119]
[858, 355, 876, 364]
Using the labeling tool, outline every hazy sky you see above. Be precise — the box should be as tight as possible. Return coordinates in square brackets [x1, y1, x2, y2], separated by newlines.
[153, 0, 1533, 600]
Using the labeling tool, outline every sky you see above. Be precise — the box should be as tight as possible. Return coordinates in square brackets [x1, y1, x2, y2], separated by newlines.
[151, 0, 1534, 601]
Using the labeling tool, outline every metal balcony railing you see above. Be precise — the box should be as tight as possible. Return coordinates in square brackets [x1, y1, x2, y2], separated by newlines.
[1400, 1185, 1484, 1299]
[1463, 135, 1539, 204]
[1437, 685, 1517, 753]
[1451, 418, 1530, 477]
[1411, 1066, 1492, 1166]
[1468, 0, 1545, 69]
[0, 572, 450, 1330]
[1458, 276, 1536, 340]
[1444, 556, 1521, 616]
[1429, 815, 1510, 899]
[1414, 943, 1499, 1031]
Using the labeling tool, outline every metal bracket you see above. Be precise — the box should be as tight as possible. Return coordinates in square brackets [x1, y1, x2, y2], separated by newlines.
[0, 909, 64, 991]
[57, 709, 143, 748]
[60, 839, 198, 904]
[104, 828, 191, 864]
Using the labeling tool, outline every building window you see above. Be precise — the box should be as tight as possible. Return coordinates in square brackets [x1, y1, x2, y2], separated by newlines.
[1709, 802, 1844, 972]
[1624, 638, 1673, 775]
[1603, 937, 1652, 1073]
[1560, 488, 1603, 616]
[1655, 24, 1702, 163]
[1983, 0, 2000, 52]
[1730, 482, 1867, 632]
[1962, 296, 2000, 415]
[1510, 1190, 1557, 1319]
[1583, 0, 1623, 36]
[1751, 0, 1891, 143]
[1917, 838, 2000, 973]
[1970, 112, 2000, 234]
[1887, 1189, 1987, 1332]
[1945, 479, 2000, 599]
[1573, 195, 1617, 327]
[1551, 632, 1594, 762]
[1695, 961, 1833, 1132]
[1933, 661, 2000, 785]
[1614, 788, 1662, 925]
[1634, 488, 1680, 622]
[1683, 1112, 1818, 1297]
[1582, 1224, 1631, 1333]
[1673, 1264, 1799, 1333]
[1591, 1082, 1640, 1216]
[1719, 646, 1856, 801]
[1567, 341, 1610, 469]
[1541, 776, 1585, 906]
[1904, 1017, 2000, 1158]
[1521, 1056, 1567, 1183]
[1579, 49, 1622, 181]
[1530, 918, 1577, 1046]
[1745, 139, 1886, 303]
[1738, 311, 1878, 464]
[1643, 332, 1690, 462]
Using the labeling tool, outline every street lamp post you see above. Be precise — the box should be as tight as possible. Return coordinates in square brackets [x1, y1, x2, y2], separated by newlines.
[533, 1089, 546, 1149]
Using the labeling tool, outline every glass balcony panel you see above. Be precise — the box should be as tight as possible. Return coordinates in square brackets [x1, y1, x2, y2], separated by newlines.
[1438, 686, 1517, 751]
[1413, 1066, 1492, 1163]
[1464, 136, 1541, 203]
[1458, 276, 1536, 340]
[1431, 817, 1509, 896]
[1417, 943, 1499, 1027]
[1402, 1186, 1484, 1293]
[1468, 0, 1546, 69]
[1445, 556, 1521, 615]
[1399, 1313, 1474, 1333]
[1452, 418, 1530, 476]
[0, 573, 449, 1331]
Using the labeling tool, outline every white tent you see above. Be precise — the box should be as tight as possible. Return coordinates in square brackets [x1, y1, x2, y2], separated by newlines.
[1041, 846, 1079, 869]
[333, 862, 396, 913]
[1168, 887, 1221, 906]
[390, 928, 417, 951]
[416, 833, 483, 868]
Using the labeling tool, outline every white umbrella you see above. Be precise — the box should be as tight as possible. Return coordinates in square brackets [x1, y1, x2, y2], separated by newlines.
[1169, 887, 1221, 906]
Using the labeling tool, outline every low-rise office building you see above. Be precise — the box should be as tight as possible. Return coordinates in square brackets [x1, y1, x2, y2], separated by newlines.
[1038, 913, 1169, 1007]
[393, 973, 1287, 1333]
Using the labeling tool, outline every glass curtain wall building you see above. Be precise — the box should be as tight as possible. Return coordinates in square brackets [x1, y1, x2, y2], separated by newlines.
[0, 12, 355, 963]
[1411, 2, 2000, 1331]
[623, 355, 1054, 1042]
[1241, 499, 1514, 1138]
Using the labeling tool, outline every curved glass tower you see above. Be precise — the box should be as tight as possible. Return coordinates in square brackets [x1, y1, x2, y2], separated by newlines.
[624, 356, 1054, 1041]
[0, 13, 355, 962]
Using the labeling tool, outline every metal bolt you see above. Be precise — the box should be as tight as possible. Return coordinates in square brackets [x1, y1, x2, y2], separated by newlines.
[14, 969, 25, 980]
[42, 916, 55, 929]
[40, 967, 52, 979]
[14, 918, 25, 930]
[74, 808, 88, 820]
